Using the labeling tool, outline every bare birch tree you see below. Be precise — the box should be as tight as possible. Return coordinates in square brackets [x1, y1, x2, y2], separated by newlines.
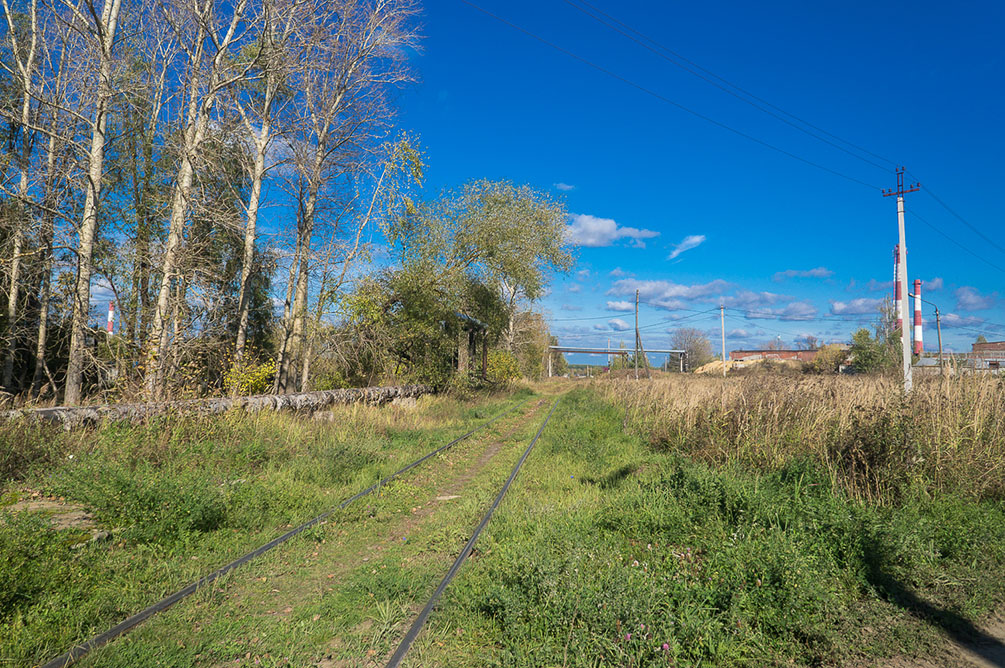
[144, 0, 256, 398]
[61, 0, 124, 405]
[0, 0, 40, 390]
[232, 0, 300, 360]
[274, 0, 419, 393]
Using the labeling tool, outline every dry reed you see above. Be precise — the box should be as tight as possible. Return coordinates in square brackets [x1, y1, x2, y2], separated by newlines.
[600, 374, 1005, 502]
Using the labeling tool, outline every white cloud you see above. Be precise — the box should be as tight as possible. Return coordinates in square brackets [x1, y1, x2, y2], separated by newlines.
[576, 269, 591, 279]
[773, 266, 833, 282]
[593, 323, 608, 331]
[605, 300, 634, 312]
[830, 298, 883, 315]
[924, 277, 944, 292]
[609, 267, 628, 277]
[667, 234, 706, 260]
[554, 182, 575, 191]
[608, 278, 732, 307]
[721, 290, 788, 309]
[955, 286, 996, 311]
[941, 313, 985, 329]
[564, 214, 660, 248]
[567, 284, 582, 293]
[560, 304, 583, 311]
[607, 318, 632, 331]
[743, 301, 818, 321]
[728, 328, 751, 338]
[866, 279, 894, 292]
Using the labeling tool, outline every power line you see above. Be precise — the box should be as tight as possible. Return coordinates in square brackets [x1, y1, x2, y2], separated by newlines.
[562, 0, 894, 172]
[906, 209, 1005, 276]
[917, 183, 1005, 257]
[459, 0, 882, 191]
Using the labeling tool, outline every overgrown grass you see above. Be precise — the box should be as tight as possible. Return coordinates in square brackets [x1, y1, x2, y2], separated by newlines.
[419, 387, 1005, 667]
[606, 374, 1005, 502]
[0, 388, 532, 666]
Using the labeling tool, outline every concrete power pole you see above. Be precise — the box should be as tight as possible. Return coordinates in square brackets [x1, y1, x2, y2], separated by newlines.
[634, 290, 639, 380]
[720, 304, 726, 378]
[883, 168, 921, 393]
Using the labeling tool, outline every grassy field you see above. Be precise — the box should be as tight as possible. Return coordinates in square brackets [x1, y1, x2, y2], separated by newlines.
[0, 388, 535, 666]
[2, 376, 1004, 667]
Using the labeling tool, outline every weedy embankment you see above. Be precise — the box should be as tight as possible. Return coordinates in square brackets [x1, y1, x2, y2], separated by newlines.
[608, 374, 1005, 502]
[0, 389, 532, 667]
[413, 384, 1005, 667]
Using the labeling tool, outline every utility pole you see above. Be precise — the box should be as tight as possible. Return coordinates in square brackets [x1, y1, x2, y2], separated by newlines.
[720, 304, 726, 378]
[883, 167, 921, 393]
[631, 291, 639, 379]
[912, 290, 945, 379]
[936, 307, 944, 376]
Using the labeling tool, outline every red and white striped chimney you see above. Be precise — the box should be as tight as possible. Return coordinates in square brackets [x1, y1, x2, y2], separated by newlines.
[913, 279, 922, 355]
[107, 301, 115, 334]
[894, 245, 902, 332]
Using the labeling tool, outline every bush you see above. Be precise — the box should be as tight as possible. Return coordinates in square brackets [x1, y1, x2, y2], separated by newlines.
[809, 344, 846, 374]
[487, 349, 521, 384]
[224, 357, 277, 395]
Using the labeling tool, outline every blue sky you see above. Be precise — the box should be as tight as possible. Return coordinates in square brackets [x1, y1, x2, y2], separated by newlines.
[397, 0, 1004, 361]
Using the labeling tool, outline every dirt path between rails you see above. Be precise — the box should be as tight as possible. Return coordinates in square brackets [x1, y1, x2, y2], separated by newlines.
[79, 396, 553, 668]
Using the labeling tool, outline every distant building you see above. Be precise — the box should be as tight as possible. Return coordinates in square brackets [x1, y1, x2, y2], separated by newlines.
[729, 349, 818, 362]
[971, 341, 1005, 370]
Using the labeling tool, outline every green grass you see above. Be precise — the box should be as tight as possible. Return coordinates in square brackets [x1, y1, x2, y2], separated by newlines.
[0, 388, 534, 667]
[417, 388, 1005, 667]
[3, 384, 1003, 667]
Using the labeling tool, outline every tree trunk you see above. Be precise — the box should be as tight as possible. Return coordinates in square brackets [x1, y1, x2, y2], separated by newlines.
[31, 133, 58, 397]
[235, 119, 271, 359]
[2, 0, 39, 391]
[273, 236, 302, 394]
[144, 0, 247, 398]
[64, 0, 123, 405]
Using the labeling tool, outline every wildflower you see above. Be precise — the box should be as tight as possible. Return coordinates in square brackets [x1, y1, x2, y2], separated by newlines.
[662, 643, 670, 651]
[625, 633, 631, 641]
[633, 560, 639, 567]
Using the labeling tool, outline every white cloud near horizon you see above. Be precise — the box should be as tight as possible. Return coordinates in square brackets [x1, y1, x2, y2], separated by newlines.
[830, 298, 883, 315]
[667, 234, 706, 260]
[554, 182, 575, 191]
[608, 278, 732, 306]
[607, 318, 632, 331]
[773, 266, 833, 282]
[955, 286, 996, 311]
[564, 214, 659, 248]
[605, 300, 634, 312]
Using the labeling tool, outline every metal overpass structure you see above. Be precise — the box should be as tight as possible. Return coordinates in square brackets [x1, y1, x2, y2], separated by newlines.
[547, 345, 687, 377]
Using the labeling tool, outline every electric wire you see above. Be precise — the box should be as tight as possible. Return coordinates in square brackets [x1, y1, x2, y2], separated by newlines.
[459, 0, 882, 191]
[565, 0, 900, 171]
[914, 181, 1005, 257]
[563, 0, 893, 172]
[906, 209, 1005, 276]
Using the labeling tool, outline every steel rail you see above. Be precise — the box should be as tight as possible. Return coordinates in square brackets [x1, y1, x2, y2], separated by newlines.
[385, 397, 561, 668]
[40, 397, 531, 668]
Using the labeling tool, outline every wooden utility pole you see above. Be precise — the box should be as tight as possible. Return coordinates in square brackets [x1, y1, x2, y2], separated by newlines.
[720, 305, 727, 378]
[634, 289, 639, 380]
[936, 307, 944, 376]
[883, 167, 921, 393]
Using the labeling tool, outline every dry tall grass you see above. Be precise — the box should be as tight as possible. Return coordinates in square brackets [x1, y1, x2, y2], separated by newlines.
[600, 374, 1005, 502]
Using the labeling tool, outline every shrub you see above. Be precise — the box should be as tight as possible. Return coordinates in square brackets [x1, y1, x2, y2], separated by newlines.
[224, 357, 277, 395]
[487, 349, 521, 384]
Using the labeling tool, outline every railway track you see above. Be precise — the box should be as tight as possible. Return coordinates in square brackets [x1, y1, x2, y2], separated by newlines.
[384, 397, 560, 667]
[40, 396, 535, 668]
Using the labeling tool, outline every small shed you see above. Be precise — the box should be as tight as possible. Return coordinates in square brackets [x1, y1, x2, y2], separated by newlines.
[454, 312, 488, 379]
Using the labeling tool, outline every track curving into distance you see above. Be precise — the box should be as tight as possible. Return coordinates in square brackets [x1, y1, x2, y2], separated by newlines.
[385, 397, 561, 668]
[41, 397, 531, 668]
